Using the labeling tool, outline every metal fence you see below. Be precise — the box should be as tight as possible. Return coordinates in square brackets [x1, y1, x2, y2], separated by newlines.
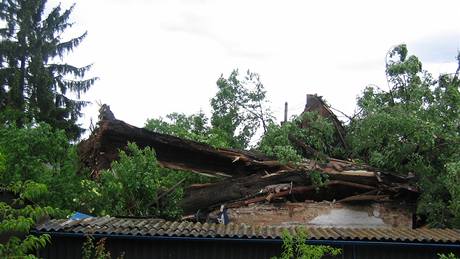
[37, 232, 460, 259]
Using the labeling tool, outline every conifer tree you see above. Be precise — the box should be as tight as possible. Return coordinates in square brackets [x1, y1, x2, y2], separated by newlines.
[0, 0, 96, 139]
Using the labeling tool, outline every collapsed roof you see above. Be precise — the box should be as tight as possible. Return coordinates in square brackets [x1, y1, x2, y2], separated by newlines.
[77, 99, 418, 220]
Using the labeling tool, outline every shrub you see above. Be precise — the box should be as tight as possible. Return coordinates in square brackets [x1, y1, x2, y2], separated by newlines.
[93, 143, 201, 219]
[272, 229, 342, 259]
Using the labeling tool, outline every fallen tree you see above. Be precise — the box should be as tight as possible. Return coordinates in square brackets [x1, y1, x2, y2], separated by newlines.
[78, 118, 288, 179]
[182, 167, 417, 214]
[78, 110, 419, 215]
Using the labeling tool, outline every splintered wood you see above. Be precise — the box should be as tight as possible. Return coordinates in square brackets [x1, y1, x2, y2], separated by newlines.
[78, 117, 418, 215]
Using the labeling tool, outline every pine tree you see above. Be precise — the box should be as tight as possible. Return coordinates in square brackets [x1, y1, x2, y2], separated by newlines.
[0, 0, 97, 139]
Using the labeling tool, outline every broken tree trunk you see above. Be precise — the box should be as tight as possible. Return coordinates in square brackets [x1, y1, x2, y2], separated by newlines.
[78, 118, 411, 185]
[302, 94, 347, 149]
[181, 168, 415, 214]
[78, 112, 418, 215]
[78, 118, 289, 178]
[181, 171, 312, 214]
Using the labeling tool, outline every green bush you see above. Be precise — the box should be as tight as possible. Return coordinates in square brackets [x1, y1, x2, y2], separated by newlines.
[145, 112, 232, 148]
[258, 112, 340, 164]
[90, 143, 201, 219]
[82, 236, 124, 259]
[438, 253, 459, 259]
[0, 183, 53, 258]
[0, 123, 82, 211]
[272, 229, 341, 259]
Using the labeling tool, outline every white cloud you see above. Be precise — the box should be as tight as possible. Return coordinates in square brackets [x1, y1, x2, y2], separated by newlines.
[47, 0, 460, 135]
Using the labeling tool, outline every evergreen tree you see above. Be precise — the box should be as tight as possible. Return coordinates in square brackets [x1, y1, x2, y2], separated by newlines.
[0, 0, 96, 139]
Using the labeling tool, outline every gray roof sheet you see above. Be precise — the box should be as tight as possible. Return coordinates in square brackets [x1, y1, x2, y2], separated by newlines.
[35, 216, 460, 244]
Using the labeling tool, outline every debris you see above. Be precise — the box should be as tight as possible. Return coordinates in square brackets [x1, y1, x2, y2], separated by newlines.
[78, 102, 419, 221]
[78, 119, 289, 179]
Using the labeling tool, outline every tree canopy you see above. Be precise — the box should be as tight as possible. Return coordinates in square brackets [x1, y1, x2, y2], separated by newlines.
[145, 69, 274, 150]
[211, 69, 273, 149]
[348, 45, 460, 227]
[0, 0, 97, 139]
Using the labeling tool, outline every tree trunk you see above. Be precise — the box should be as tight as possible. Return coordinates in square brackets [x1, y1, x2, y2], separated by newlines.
[78, 119, 288, 178]
[78, 117, 419, 215]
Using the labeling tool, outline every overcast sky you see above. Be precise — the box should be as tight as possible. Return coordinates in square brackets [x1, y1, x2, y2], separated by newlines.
[51, 0, 460, 134]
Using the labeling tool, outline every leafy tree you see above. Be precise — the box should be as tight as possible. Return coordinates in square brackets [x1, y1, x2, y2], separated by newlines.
[211, 69, 273, 149]
[0, 123, 82, 210]
[258, 112, 337, 164]
[146, 69, 273, 150]
[83, 143, 204, 219]
[145, 111, 230, 148]
[0, 189, 53, 258]
[0, 123, 85, 257]
[0, 156, 53, 258]
[348, 44, 460, 227]
[272, 229, 341, 259]
[0, 0, 97, 139]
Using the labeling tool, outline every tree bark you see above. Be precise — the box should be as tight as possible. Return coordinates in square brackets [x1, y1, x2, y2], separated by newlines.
[78, 117, 419, 215]
[78, 119, 288, 178]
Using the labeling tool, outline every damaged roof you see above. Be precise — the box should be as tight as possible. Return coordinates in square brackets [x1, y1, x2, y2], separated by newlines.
[35, 216, 460, 244]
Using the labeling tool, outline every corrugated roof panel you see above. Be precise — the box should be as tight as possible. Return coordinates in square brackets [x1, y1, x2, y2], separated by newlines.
[445, 229, 460, 240]
[34, 217, 460, 244]
[110, 218, 125, 227]
[232, 223, 243, 238]
[331, 228, 352, 240]
[94, 216, 112, 226]
[321, 227, 341, 240]
[207, 223, 217, 237]
[400, 228, 418, 242]
[45, 219, 67, 231]
[200, 222, 210, 233]
[357, 228, 377, 240]
[364, 227, 386, 240]
[267, 226, 278, 239]
[311, 228, 332, 240]
[72, 224, 87, 233]
[350, 228, 368, 240]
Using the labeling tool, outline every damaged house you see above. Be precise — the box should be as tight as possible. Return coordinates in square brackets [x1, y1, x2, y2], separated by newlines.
[34, 95, 460, 258]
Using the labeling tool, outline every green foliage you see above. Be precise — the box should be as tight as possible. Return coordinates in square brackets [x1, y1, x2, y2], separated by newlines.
[348, 44, 460, 227]
[0, 0, 97, 139]
[258, 112, 338, 163]
[272, 229, 342, 259]
[309, 171, 329, 189]
[445, 162, 460, 227]
[82, 236, 124, 259]
[0, 234, 50, 259]
[0, 123, 77, 257]
[145, 111, 230, 148]
[211, 69, 274, 149]
[100, 143, 183, 218]
[85, 143, 199, 219]
[0, 184, 53, 258]
[438, 253, 459, 259]
[0, 123, 82, 210]
[258, 120, 304, 164]
[146, 69, 273, 150]
[82, 236, 96, 259]
[0, 151, 5, 173]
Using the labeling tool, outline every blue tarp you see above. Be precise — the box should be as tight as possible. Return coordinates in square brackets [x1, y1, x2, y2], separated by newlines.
[69, 212, 94, 220]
